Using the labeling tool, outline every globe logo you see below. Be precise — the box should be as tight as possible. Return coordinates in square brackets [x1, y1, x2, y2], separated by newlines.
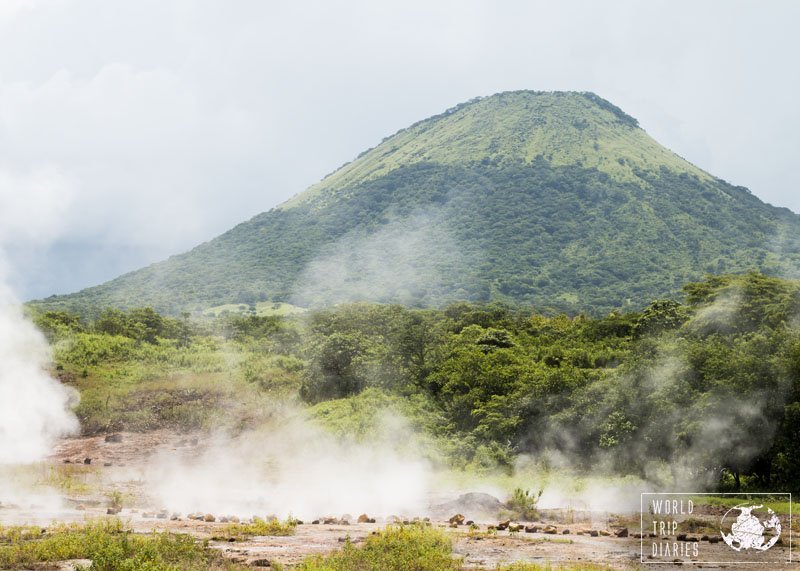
[720, 504, 781, 552]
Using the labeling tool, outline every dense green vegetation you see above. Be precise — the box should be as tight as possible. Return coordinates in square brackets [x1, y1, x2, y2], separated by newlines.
[32, 91, 800, 317]
[32, 272, 800, 491]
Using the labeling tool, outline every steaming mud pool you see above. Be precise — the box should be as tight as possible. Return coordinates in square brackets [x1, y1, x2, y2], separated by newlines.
[0, 431, 794, 570]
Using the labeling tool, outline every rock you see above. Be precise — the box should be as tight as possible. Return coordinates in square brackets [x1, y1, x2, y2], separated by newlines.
[357, 513, 371, 523]
[700, 535, 709, 541]
[614, 527, 628, 538]
[497, 520, 511, 531]
[203, 514, 216, 522]
[448, 514, 465, 525]
[708, 536, 720, 544]
[562, 528, 571, 534]
[581, 529, 598, 537]
[63, 459, 71, 464]
[509, 524, 522, 532]
[142, 512, 155, 519]
[676, 533, 687, 541]
[524, 525, 538, 533]
[338, 519, 350, 525]
[170, 513, 180, 521]
[103, 462, 112, 467]
[106, 508, 119, 515]
[188, 513, 203, 521]
[323, 517, 337, 525]
[219, 516, 229, 523]
[543, 525, 558, 534]
[249, 559, 272, 567]
[104, 433, 123, 443]
[157, 510, 169, 519]
[598, 529, 611, 537]
[432, 492, 504, 521]
[83, 458, 92, 465]
[312, 519, 320, 524]
[229, 515, 240, 523]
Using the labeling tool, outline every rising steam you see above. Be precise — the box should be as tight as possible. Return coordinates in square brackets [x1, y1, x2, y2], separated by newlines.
[0, 277, 78, 465]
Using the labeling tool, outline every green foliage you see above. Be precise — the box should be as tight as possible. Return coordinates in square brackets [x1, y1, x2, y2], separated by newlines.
[506, 488, 543, 520]
[0, 519, 245, 570]
[40, 272, 800, 491]
[212, 517, 297, 542]
[297, 524, 460, 571]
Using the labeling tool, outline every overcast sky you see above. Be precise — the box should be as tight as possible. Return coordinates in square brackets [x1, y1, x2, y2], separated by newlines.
[0, 0, 798, 300]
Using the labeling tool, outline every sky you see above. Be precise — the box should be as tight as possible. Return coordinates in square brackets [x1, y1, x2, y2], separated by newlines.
[0, 0, 798, 300]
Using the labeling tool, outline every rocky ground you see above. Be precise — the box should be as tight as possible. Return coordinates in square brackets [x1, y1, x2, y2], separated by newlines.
[0, 432, 794, 570]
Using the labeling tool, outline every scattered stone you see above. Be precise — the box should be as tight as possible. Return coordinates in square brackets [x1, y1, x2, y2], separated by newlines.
[448, 514, 465, 525]
[708, 536, 721, 544]
[357, 514, 371, 523]
[104, 433, 123, 443]
[323, 517, 337, 525]
[203, 514, 216, 522]
[106, 508, 119, 515]
[83, 458, 92, 465]
[432, 492, 504, 522]
[157, 510, 169, 519]
[598, 529, 611, 537]
[142, 512, 155, 519]
[228, 515, 240, 523]
[219, 516, 229, 523]
[524, 525, 538, 533]
[496, 520, 511, 531]
[700, 535, 709, 541]
[188, 513, 203, 521]
[543, 525, 558, 534]
[509, 524, 522, 532]
[676, 534, 687, 541]
[312, 520, 320, 524]
[562, 528, 571, 534]
[63, 459, 71, 464]
[338, 519, 350, 525]
[170, 513, 180, 521]
[249, 559, 272, 567]
[614, 527, 628, 538]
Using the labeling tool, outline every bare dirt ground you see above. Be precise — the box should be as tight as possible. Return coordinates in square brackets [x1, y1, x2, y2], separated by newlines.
[0, 432, 794, 570]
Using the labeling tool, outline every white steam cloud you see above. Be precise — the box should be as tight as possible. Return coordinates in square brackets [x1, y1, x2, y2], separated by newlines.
[291, 212, 469, 307]
[0, 284, 78, 464]
[150, 409, 431, 519]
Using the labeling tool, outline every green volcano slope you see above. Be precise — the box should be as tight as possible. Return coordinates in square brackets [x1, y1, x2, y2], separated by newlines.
[35, 91, 800, 315]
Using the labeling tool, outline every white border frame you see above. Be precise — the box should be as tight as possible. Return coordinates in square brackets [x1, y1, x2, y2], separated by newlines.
[640, 492, 793, 565]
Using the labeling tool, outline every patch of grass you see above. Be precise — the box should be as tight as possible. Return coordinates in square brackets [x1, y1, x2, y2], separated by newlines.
[297, 524, 461, 571]
[38, 463, 98, 495]
[505, 488, 543, 521]
[0, 519, 247, 570]
[688, 495, 793, 515]
[212, 517, 298, 541]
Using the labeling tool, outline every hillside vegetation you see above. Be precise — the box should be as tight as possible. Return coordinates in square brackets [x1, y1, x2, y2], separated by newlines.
[32, 91, 800, 316]
[33, 272, 800, 491]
